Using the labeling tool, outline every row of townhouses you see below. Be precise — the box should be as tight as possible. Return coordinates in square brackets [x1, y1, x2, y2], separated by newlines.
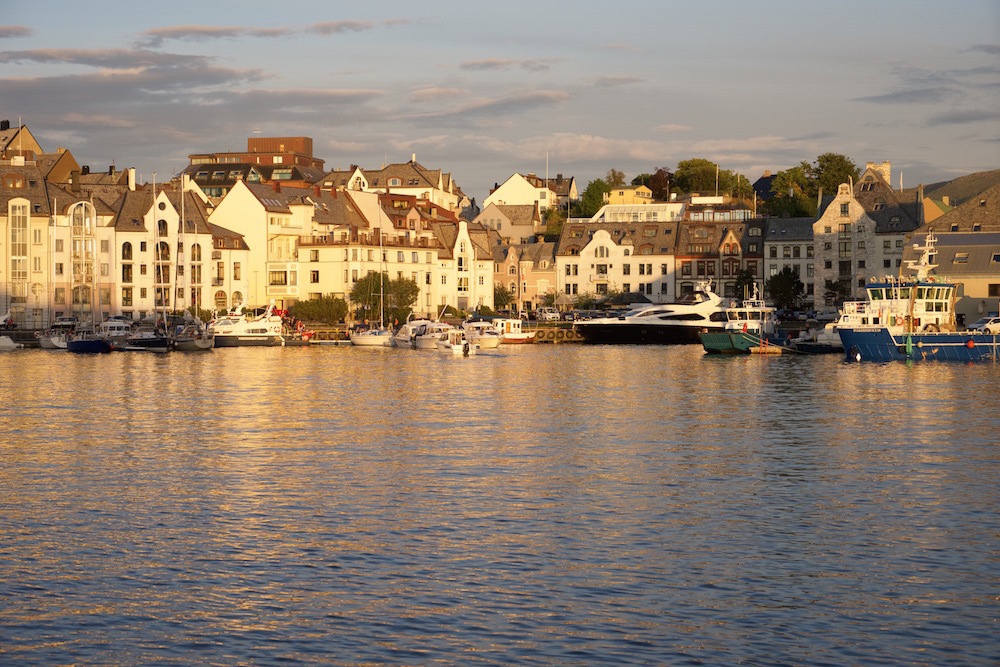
[2, 119, 997, 328]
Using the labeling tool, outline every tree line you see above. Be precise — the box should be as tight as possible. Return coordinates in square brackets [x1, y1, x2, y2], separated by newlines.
[544, 153, 861, 231]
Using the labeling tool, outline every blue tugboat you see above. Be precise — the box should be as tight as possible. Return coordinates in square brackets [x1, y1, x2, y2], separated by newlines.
[838, 234, 1000, 362]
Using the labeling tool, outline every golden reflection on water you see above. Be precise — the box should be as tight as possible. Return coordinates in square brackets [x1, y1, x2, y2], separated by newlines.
[1, 346, 997, 665]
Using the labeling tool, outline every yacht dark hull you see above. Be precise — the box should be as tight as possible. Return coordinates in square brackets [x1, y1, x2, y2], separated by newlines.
[67, 337, 113, 354]
[213, 334, 284, 347]
[574, 322, 720, 345]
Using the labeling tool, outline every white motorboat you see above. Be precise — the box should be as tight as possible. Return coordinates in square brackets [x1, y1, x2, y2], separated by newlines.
[494, 318, 536, 344]
[171, 322, 215, 351]
[350, 327, 394, 347]
[392, 318, 453, 349]
[437, 328, 477, 356]
[574, 280, 729, 344]
[0, 335, 24, 351]
[462, 319, 502, 349]
[210, 302, 285, 347]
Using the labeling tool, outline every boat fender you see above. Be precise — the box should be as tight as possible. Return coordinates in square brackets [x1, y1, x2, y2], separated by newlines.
[966, 339, 975, 349]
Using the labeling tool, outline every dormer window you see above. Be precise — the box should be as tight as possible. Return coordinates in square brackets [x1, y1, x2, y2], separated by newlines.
[389, 178, 401, 187]
[873, 197, 886, 211]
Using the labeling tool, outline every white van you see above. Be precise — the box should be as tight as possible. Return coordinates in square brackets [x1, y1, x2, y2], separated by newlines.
[537, 307, 560, 322]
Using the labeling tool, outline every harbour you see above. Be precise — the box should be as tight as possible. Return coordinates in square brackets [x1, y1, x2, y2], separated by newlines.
[1, 345, 997, 666]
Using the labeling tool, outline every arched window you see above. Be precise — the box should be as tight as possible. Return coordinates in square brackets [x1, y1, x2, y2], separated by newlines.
[122, 242, 133, 261]
[508, 266, 517, 275]
[190, 243, 202, 261]
[156, 241, 170, 261]
[231, 291, 243, 307]
[596, 245, 609, 258]
[215, 290, 227, 310]
[157, 219, 168, 237]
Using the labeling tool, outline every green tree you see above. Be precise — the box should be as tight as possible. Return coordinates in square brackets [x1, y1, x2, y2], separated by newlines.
[543, 206, 565, 241]
[732, 269, 757, 301]
[494, 283, 514, 312]
[812, 152, 860, 196]
[768, 163, 815, 217]
[385, 277, 420, 325]
[576, 178, 610, 217]
[823, 279, 850, 307]
[289, 295, 349, 325]
[350, 272, 389, 321]
[575, 292, 598, 309]
[606, 168, 626, 188]
[765, 266, 805, 310]
[632, 167, 673, 201]
[674, 158, 719, 194]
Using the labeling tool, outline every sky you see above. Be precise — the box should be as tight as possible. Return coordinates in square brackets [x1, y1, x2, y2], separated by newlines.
[1, 0, 998, 203]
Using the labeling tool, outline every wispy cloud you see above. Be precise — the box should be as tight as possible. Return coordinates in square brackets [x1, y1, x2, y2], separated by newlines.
[655, 123, 692, 132]
[306, 21, 375, 35]
[586, 75, 643, 87]
[409, 87, 469, 103]
[459, 58, 560, 73]
[927, 108, 1000, 126]
[403, 91, 569, 122]
[853, 87, 956, 105]
[966, 44, 1000, 55]
[0, 48, 215, 70]
[0, 25, 32, 39]
[136, 25, 293, 48]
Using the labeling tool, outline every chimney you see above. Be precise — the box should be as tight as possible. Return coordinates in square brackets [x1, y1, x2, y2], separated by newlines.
[314, 184, 321, 197]
[81, 165, 90, 175]
[273, 181, 281, 193]
[411, 153, 416, 163]
[128, 167, 136, 191]
[0, 119, 9, 131]
[70, 170, 80, 193]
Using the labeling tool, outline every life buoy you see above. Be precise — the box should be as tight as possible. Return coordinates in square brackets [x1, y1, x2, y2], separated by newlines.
[555, 329, 566, 341]
[923, 323, 939, 333]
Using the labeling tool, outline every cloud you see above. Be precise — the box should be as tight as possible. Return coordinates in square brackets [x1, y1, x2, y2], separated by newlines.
[655, 123, 692, 132]
[402, 91, 570, 123]
[459, 58, 560, 73]
[409, 87, 469, 103]
[853, 87, 956, 105]
[136, 25, 293, 48]
[586, 75, 643, 87]
[927, 108, 1000, 126]
[966, 44, 1000, 55]
[306, 21, 375, 35]
[0, 25, 32, 39]
[0, 48, 216, 70]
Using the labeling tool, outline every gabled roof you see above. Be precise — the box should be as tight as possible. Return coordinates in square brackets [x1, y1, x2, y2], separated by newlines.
[853, 167, 919, 233]
[903, 231, 1000, 277]
[545, 175, 575, 198]
[763, 217, 815, 242]
[927, 182, 1000, 232]
[0, 161, 51, 214]
[495, 204, 539, 227]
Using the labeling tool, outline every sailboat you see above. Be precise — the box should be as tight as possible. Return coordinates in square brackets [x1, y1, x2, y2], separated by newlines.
[351, 229, 393, 347]
[66, 200, 113, 353]
[122, 184, 171, 352]
[169, 188, 213, 351]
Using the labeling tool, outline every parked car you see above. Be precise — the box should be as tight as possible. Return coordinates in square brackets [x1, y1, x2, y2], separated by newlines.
[967, 316, 1000, 334]
[537, 307, 560, 322]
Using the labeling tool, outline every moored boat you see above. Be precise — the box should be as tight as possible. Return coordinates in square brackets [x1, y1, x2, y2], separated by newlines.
[122, 325, 171, 353]
[838, 234, 1000, 362]
[494, 318, 536, 344]
[210, 302, 285, 347]
[461, 318, 502, 349]
[436, 328, 477, 356]
[66, 327, 113, 354]
[700, 286, 794, 354]
[575, 280, 729, 344]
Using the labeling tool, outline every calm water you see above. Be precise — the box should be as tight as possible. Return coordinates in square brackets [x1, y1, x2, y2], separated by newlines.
[1, 344, 997, 666]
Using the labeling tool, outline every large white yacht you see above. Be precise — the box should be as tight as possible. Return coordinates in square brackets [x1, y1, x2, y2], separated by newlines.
[574, 280, 730, 344]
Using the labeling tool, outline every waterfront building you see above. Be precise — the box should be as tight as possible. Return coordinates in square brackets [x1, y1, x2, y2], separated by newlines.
[762, 217, 815, 305]
[588, 201, 685, 224]
[905, 183, 1000, 324]
[484, 172, 558, 213]
[604, 184, 653, 205]
[474, 203, 543, 245]
[812, 161, 921, 309]
[555, 220, 678, 303]
[318, 155, 468, 216]
[496, 242, 558, 316]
